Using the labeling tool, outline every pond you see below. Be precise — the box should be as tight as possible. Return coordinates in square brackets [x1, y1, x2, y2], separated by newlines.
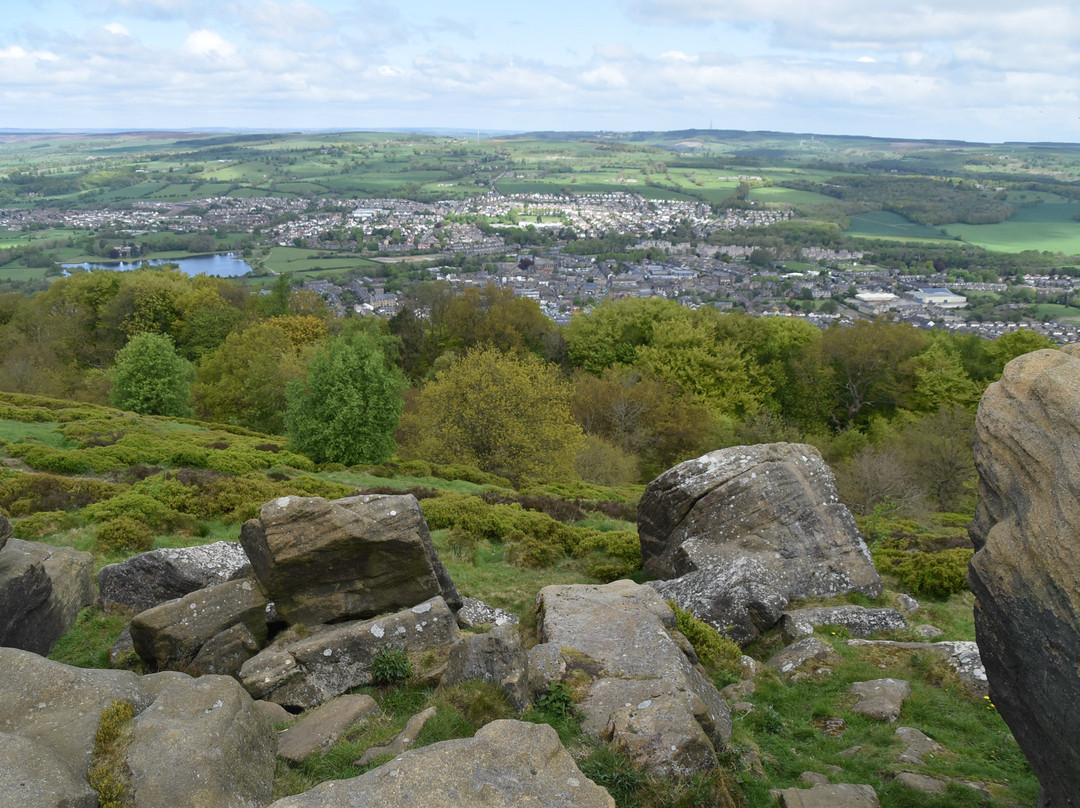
[62, 253, 254, 278]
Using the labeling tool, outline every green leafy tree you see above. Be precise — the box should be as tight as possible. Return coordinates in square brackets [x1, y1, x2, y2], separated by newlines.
[110, 332, 193, 416]
[284, 334, 406, 465]
[192, 322, 305, 434]
[986, 328, 1056, 376]
[406, 347, 583, 486]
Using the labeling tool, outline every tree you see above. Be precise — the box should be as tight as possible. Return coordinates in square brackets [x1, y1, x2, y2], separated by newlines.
[284, 334, 406, 465]
[406, 348, 583, 485]
[110, 332, 193, 416]
[192, 322, 304, 434]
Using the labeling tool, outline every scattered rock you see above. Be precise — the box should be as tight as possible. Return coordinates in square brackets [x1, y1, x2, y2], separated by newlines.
[893, 772, 946, 794]
[968, 346, 1080, 807]
[0, 731, 97, 808]
[845, 639, 988, 697]
[838, 746, 862, 758]
[240, 494, 461, 626]
[0, 538, 94, 655]
[738, 655, 763, 679]
[848, 679, 911, 722]
[278, 694, 381, 764]
[265, 719, 615, 808]
[720, 679, 755, 701]
[766, 637, 840, 679]
[778, 782, 879, 808]
[442, 623, 530, 712]
[240, 596, 458, 709]
[535, 580, 731, 776]
[0, 513, 10, 553]
[640, 444, 881, 645]
[799, 772, 830, 785]
[895, 726, 946, 766]
[129, 578, 268, 673]
[895, 594, 920, 614]
[779, 606, 907, 645]
[97, 542, 252, 612]
[353, 706, 436, 767]
[914, 624, 943, 639]
[810, 717, 846, 736]
[456, 596, 519, 628]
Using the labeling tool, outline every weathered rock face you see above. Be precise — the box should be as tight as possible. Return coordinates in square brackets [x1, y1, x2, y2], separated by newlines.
[0, 538, 94, 655]
[240, 494, 461, 626]
[0, 513, 11, 553]
[0, 648, 276, 808]
[240, 596, 458, 709]
[967, 346, 1080, 808]
[639, 443, 882, 645]
[266, 719, 615, 808]
[97, 541, 252, 612]
[129, 578, 268, 674]
[0, 731, 98, 808]
[535, 580, 731, 777]
[128, 675, 276, 808]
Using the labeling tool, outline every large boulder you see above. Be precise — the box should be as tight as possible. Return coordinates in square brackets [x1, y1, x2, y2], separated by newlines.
[240, 494, 461, 626]
[129, 578, 268, 675]
[97, 541, 252, 612]
[0, 513, 11, 552]
[535, 580, 730, 777]
[0, 538, 94, 655]
[127, 675, 276, 808]
[967, 346, 1080, 807]
[779, 606, 907, 645]
[266, 719, 615, 808]
[0, 648, 276, 808]
[639, 444, 882, 645]
[240, 596, 458, 709]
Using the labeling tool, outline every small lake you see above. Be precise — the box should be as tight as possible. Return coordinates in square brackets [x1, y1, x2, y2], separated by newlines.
[62, 253, 254, 278]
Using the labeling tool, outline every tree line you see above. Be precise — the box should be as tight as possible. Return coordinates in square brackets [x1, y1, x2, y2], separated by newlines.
[0, 269, 1056, 510]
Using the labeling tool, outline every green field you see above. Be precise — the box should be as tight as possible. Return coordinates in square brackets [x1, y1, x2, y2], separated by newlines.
[846, 211, 954, 242]
[751, 186, 839, 206]
[942, 203, 1080, 254]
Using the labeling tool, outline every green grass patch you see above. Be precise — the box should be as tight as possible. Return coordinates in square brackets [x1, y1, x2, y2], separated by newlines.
[846, 211, 953, 242]
[49, 606, 132, 669]
[941, 203, 1080, 253]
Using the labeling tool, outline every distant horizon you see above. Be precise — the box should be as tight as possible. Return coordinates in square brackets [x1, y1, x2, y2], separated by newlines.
[3, 125, 1078, 149]
[3, 1, 1078, 145]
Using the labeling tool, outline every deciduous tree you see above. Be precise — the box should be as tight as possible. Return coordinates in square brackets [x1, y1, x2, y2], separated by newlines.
[110, 332, 193, 417]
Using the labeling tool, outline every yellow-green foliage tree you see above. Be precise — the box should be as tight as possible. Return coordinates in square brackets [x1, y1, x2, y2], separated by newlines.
[407, 347, 583, 486]
[192, 322, 305, 434]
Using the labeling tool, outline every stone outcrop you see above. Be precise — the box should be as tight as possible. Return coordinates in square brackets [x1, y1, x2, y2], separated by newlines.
[0, 648, 276, 808]
[266, 719, 615, 808]
[129, 578, 268, 675]
[353, 706, 436, 767]
[777, 783, 879, 808]
[779, 606, 907, 645]
[97, 541, 252, 612]
[0, 513, 10, 553]
[639, 444, 881, 645]
[0, 538, 94, 655]
[240, 494, 461, 626]
[766, 637, 840, 680]
[845, 640, 987, 697]
[967, 345, 1080, 807]
[534, 580, 730, 777]
[240, 596, 458, 709]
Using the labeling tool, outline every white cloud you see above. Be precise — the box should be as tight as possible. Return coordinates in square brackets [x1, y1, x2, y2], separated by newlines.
[184, 28, 238, 60]
[103, 22, 131, 36]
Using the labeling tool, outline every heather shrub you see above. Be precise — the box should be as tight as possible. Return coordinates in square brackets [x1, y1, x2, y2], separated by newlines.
[96, 518, 154, 553]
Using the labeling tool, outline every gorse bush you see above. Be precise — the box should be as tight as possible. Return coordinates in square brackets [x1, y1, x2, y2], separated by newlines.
[96, 517, 154, 553]
[0, 473, 121, 516]
[873, 545, 973, 599]
[12, 510, 80, 539]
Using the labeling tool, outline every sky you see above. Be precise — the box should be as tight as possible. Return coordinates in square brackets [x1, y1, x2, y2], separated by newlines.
[1, 0, 1078, 143]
